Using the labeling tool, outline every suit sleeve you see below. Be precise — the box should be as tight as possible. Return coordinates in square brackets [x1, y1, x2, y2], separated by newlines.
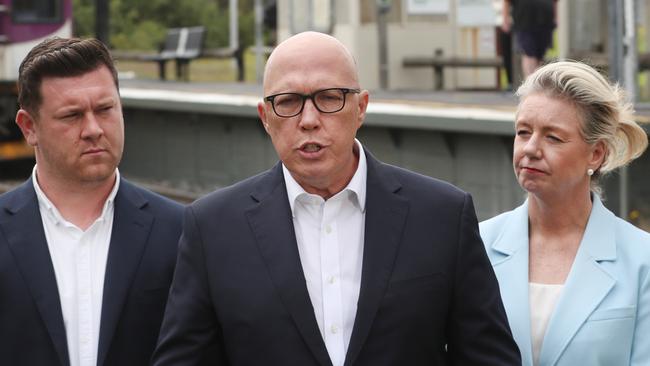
[152, 206, 228, 365]
[631, 269, 650, 365]
[446, 193, 521, 365]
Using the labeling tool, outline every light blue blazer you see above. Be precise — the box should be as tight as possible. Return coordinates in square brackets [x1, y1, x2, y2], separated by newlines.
[480, 196, 650, 366]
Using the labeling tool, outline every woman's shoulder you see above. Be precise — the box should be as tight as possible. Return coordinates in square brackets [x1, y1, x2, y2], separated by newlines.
[591, 203, 650, 271]
[592, 198, 650, 250]
[612, 214, 650, 252]
[480, 211, 512, 236]
[480, 203, 526, 237]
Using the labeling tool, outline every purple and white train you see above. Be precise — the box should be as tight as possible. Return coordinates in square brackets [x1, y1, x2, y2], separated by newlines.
[0, 0, 72, 79]
[0, 0, 72, 161]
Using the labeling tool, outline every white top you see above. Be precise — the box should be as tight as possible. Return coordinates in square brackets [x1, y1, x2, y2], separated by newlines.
[529, 282, 564, 366]
[283, 139, 367, 366]
[33, 167, 120, 366]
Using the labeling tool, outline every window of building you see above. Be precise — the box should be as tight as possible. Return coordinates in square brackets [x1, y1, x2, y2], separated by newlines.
[361, 0, 403, 24]
[12, 0, 61, 24]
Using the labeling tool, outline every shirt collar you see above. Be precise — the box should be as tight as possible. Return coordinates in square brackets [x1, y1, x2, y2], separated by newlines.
[32, 165, 121, 226]
[283, 139, 367, 215]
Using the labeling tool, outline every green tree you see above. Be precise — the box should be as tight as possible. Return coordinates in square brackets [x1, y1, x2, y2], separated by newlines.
[72, 0, 94, 37]
[72, 0, 257, 51]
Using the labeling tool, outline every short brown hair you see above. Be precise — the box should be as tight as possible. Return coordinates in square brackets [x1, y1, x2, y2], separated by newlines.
[17, 37, 119, 116]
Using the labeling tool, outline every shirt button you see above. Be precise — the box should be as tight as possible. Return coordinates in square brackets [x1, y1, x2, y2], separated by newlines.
[328, 276, 336, 284]
[325, 225, 332, 234]
[330, 324, 339, 334]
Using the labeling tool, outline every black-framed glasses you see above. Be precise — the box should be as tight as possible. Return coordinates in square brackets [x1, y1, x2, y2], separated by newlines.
[264, 87, 361, 118]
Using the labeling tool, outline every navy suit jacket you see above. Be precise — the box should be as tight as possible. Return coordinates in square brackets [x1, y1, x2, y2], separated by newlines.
[0, 178, 183, 366]
[153, 150, 520, 366]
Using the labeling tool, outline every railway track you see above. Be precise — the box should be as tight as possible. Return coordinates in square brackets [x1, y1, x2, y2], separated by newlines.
[1, 165, 201, 204]
[0, 179, 200, 203]
[0, 158, 34, 193]
[1, 157, 202, 202]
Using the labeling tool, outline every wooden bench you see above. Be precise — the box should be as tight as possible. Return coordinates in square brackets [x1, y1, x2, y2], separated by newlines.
[113, 26, 247, 82]
[141, 26, 206, 81]
[568, 51, 650, 72]
[403, 50, 503, 90]
[201, 47, 244, 81]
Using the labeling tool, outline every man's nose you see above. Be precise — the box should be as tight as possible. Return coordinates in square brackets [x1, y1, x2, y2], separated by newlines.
[80, 112, 104, 139]
[298, 98, 321, 130]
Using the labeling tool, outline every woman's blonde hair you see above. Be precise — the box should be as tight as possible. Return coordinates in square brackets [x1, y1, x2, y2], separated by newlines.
[516, 60, 648, 190]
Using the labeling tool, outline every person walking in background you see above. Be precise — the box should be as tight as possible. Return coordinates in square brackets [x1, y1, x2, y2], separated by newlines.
[502, 0, 557, 78]
[153, 31, 521, 366]
[480, 61, 650, 366]
[0, 37, 183, 366]
[496, 0, 514, 90]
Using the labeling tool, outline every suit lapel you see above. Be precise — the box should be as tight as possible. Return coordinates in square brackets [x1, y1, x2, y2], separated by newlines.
[97, 180, 153, 366]
[246, 164, 333, 366]
[344, 153, 409, 366]
[1, 180, 69, 366]
[490, 201, 534, 366]
[539, 196, 616, 366]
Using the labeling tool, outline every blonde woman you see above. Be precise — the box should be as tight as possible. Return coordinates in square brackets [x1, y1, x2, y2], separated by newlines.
[480, 61, 649, 366]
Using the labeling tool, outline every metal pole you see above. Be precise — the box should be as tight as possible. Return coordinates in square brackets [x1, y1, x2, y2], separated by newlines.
[623, 0, 638, 98]
[608, 0, 624, 83]
[289, 0, 295, 34]
[95, 0, 109, 45]
[230, 0, 241, 80]
[608, 0, 626, 218]
[377, 1, 390, 90]
[230, 0, 239, 50]
[328, 0, 336, 35]
[619, 0, 638, 220]
[308, 0, 314, 30]
[254, 0, 264, 83]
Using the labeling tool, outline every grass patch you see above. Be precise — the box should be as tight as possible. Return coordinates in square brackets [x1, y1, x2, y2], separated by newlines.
[115, 50, 264, 83]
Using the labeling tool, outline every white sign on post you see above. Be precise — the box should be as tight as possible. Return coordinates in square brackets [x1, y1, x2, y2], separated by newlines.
[407, 0, 450, 15]
[456, 0, 497, 26]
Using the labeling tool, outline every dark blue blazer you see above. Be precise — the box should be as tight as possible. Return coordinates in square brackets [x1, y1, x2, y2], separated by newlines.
[153, 150, 520, 366]
[0, 178, 183, 366]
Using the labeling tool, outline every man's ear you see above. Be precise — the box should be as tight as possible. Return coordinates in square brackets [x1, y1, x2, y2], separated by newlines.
[15, 109, 38, 146]
[355, 90, 369, 129]
[258, 101, 270, 134]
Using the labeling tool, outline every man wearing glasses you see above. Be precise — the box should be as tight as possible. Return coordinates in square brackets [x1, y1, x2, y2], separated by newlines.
[153, 32, 520, 366]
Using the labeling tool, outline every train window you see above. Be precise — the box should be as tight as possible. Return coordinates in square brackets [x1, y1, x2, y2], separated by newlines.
[12, 0, 62, 23]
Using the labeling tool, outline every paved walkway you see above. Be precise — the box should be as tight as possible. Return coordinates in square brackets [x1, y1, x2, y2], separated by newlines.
[120, 78, 517, 109]
[119, 78, 650, 125]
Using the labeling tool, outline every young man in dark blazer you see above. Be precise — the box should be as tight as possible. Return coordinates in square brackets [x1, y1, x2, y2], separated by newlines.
[153, 32, 520, 366]
[0, 37, 183, 366]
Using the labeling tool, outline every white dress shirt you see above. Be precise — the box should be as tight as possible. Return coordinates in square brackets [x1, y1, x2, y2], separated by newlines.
[529, 282, 564, 366]
[33, 167, 120, 366]
[283, 140, 367, 366]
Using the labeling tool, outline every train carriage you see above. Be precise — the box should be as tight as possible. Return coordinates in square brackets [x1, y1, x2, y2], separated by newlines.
[0, 0, 72, 161]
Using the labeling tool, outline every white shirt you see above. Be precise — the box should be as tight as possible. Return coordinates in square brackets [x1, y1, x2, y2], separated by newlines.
[33, 167, 120, 366]
[283, 140, 367, 366]
[529, 282, 564, 366]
